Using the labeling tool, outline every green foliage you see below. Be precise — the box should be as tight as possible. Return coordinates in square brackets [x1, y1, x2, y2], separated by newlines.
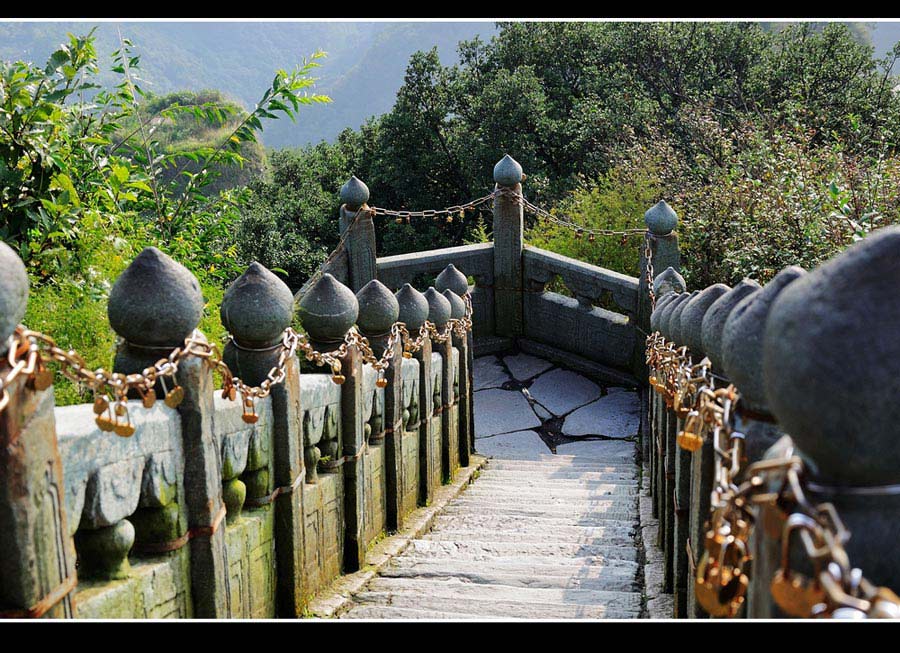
[1, 30, 329, 404]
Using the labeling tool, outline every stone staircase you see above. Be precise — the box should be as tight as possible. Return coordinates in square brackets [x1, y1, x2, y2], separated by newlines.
[340, 354, 644, 620]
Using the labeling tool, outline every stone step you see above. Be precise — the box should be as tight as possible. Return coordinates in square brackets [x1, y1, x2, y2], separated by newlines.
[484, 460, 636, 473]
[424, 527, 636, 547]
[477, 455, 635, 468]
[429, 511, 638, 531]
[449, 495, 638, 513]
[478, 468, 637, 482]
[342, 605, 499, 620]
[462, 483, 640, 498]
[440, 502, 638, 522]
[382, 557, 639, 592]
[473, 476, 638, 489]
[354, 577, 642, 618]
[404, 538, 639, 562]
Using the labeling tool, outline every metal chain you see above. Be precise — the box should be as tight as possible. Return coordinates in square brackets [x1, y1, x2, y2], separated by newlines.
[369, 192, 499, 223]
[646, 331, 900, 619]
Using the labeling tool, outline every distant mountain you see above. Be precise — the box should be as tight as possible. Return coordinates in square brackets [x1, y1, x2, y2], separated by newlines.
[0, 21, 498, 148]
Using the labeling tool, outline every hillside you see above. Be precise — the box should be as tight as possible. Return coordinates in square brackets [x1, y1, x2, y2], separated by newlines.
[0, 21, 497, 148]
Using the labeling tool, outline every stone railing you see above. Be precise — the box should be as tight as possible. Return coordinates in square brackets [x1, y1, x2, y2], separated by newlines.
[338, 154, 680, 386]
[0, 240, 474, 619]
[646, 226, 900, 619]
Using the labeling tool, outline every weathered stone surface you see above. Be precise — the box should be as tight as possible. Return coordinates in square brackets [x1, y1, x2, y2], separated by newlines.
[503, 353, 554, 381]
[657, 292, 690, 340]
[652, 266, 686, 298]
[108, 247, 203, 346]
[473, 355, 510, 391]
[423, 287, 451, 327]
[356, 279, 399, 335]
[340, 175, 370, 209]
[763, 227, 900, 484]
[221, 262, 294, 346]
[650, 293, 679, 332]
[297, 273, 359, 342]
[700, 279, 761, 371]
[667, 290, 699, 346]
[442, 289, 466, 320]
[680, 283, 729, 357]
[493, 154, 523, 186]
[474, 392, 541, 438]
[435, 264, 469, 297]
[395, 283, 429, 332]
[644, 201, 678, 236]
[526, 368, 601, 416]
[722, 266, 805, 411]
[0, 240, 28, 346]
[561, 389, 641, 438]
[476, 430, 546, 458]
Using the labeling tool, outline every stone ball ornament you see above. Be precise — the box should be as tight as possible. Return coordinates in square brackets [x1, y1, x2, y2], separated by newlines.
[355, 279, 400, 335]
[221, 262, 294, 346]
[435, 264, 469, 297]
[340, 175, 370, 209]
[0, 240, 29, 346]
[644, 201, 679, 236]
[297, 273, 359, 342]
[493, 154, 523, 186]
[763, 226, 900, 484]
[395, 284, 429, 332]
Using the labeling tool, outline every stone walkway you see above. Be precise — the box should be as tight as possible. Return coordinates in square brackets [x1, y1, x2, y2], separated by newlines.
[341, 353, 644, 619]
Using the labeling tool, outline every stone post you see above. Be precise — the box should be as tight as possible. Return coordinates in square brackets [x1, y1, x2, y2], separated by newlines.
[686, 279, 760, 619]
[721, 265, 805, 618]
[108, 247, 230, 618]
[0, 242, 78, 619]
[763, 226, 900, 604]
[356, 280, 403, 531]
[396, 284, 434, 506]
[339, 176, 376, 293]
[635, 201, 681, 379]
[492, 154, 524, 339]
[437, 264, 473, 469]
[678, 283, 729, 618]
[648, 268, 686, 502]
[297, 273, 367, 572]
[221, 262, 307, 617]
[424, 287, 456, 483]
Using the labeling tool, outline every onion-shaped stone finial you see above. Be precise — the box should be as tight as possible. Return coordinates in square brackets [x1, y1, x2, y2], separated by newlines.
[0, 241, 28, 347]
[668, 290, 699, 346]
[424, 287, 451, 328]
[297, 273, 359, 342]
[652, 266, 686, 299]
[657, 292, 690, 341]
[221, 262, 294, 346]
[340, 175, 370, 210]
[493, 154, 523, 186]
[680, 284, 730, 357]
[356, 279, 400, 335]
[442, 289, 466, 320]
[701, 279, 761, 372]
[721, 266, 805, 411]
[650, 292, 680, 333]
[108, 247, 203, 346]
[764, 226, 900, 484]
[644, 201, 679, 236]
[435, 264, 469, 297]
[395, 283, 429, 332]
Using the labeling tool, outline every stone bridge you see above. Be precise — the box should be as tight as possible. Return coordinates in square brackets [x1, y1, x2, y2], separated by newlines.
[1, 155, 898, 620]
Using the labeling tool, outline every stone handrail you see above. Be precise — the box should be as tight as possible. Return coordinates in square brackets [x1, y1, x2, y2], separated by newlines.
[646, 226, 900, 619]
[0, 236, 475, 619]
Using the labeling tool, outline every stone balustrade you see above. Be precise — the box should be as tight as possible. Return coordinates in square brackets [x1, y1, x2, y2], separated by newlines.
[0, 237, 472, 619]
[646, 225, 900, 619]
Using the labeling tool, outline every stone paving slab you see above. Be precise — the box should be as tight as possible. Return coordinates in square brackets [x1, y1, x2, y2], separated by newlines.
[562, 388, 641, 438]
[473, 355, 510, 391]
[525, 368, 602, 416]
[474, 393, 541, 438]
[502, 353, 555, 381]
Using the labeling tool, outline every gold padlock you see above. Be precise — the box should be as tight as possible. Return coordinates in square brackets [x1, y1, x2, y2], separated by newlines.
[114, 420, 136, 437]
[164, 385, 185, 408]
[95, 412, 116, 432]
[93, 395, 110, 415]
[677, 411, 704, 452]
[241, 396, 259, 424]
[770, 516, 825, 618]
[140, 387, 157, 409]
[375, 375, 388, 389]
[29, 361, 54, 391]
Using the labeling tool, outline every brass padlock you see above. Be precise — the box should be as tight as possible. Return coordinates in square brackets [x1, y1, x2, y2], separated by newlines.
[677, 410, 704, 452]
[114, 420, 136, 437]
[93, 395, 110, 415]
[95, 410, 116, 432]
[29, 359, 54, 392]
[139, 387, 157, 409]
[375, 375, 388, 389]
[164, 385, 184, 408]
[770, 515, 825, 618]
[241, 396, 259, 424]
